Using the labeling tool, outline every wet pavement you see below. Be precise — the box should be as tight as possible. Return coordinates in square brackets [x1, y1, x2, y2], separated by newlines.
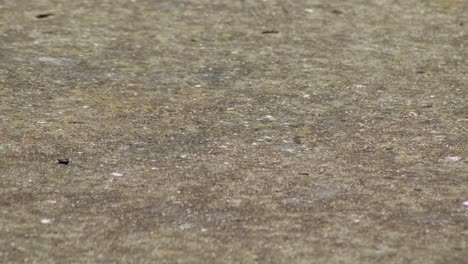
[0, 0, 467, 263]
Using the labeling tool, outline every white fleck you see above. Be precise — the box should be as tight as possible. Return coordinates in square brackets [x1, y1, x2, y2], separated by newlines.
[284, 148, 295, 153]
[219, 145, 228, 148]
[37, 121, 47, 124]
[257, 115, 276, 122]
[37, 57, 75, 66]
[223, 162, 230, 165]
[304, 9, 314, 13]
[252, 142, 258, 146]
[47, 200, 57, 204]
[82, 105, 90, 109]
[180, 154, 188, 158]
[444, 156, 462, 162]
[303, 94, 310, 98]
[355, 84, 366, 88]
[151, 167, 159, 170]
[462, 201, 468, 206]
[40, 219, 52, 224]
[111, 172, 124, 177]
[201, 228, 207, 232]
[430, 95, 435, 98]
[194, 84, 201, 88]
[179, 223, 192, 230]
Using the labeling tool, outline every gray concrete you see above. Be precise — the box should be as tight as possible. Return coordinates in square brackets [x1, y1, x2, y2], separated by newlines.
[0, 0, 467, 263]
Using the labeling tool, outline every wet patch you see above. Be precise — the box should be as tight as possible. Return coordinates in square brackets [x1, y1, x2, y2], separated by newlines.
[401, 212, 455, 225]
[142, 202, 243, 230]
[280, 185, 344, 210]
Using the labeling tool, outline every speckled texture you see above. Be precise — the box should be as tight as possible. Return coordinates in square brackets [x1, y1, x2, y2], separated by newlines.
[0, 0, 467, 263]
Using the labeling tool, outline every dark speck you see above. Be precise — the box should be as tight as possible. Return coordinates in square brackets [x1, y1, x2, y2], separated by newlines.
[331, 10, 343, 15]
[68, 120, 84, 124]
[416, 70, 425, 74]
[262, 30, 279, 34]
[293, 136, 303, 144]
[57, 159, 69, 165]
[36, 13, 54, 19]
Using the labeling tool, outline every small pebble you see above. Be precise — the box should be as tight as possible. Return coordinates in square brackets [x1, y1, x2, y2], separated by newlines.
[111, 172, 124, 177]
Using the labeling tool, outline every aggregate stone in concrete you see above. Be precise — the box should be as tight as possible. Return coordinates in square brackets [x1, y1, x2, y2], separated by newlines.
[0, 0, 467, 263]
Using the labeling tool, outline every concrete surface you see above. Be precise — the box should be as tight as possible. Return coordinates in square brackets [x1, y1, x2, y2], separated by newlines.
[0, 0, 467, 263]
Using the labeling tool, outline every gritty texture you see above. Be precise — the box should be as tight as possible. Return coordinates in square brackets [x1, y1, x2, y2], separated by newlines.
[0, 0, 467, 263]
